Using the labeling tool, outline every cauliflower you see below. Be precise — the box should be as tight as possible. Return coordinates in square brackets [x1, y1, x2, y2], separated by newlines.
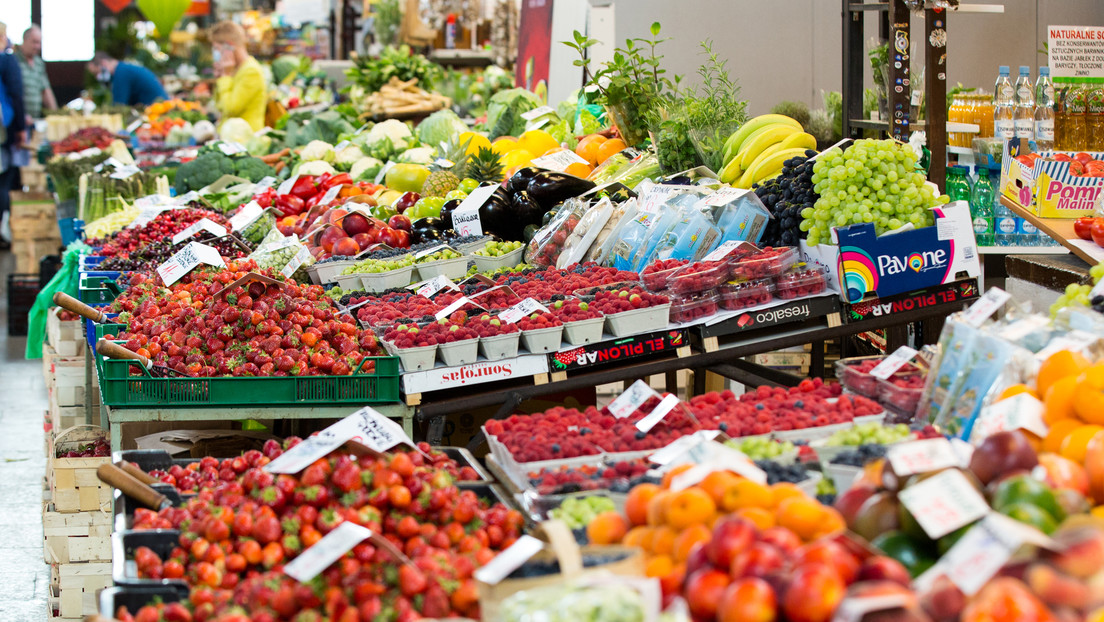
[296, 160, 337, 177]
[334, 145, 364, 169]
[300, 140, 336, 163]
[350, 157, 383, 181]
[360, 119, 413, 160]
[396, 147, 436, 166]
[219, 117, 254, 145]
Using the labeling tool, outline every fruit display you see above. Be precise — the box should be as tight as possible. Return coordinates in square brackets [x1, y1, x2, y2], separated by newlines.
[836, 355, 923, 399]
[718, 114, 817, 188]
[50, 126, 117, 153]
[755, 151, 818, 247]
[90, 209, 229, 258]
[719, 277, 774, 311]
[727, 436, 797, 461]
[473, 240, 523, 257]
[774, 264, 829, 300]
[527, 459, 655, 495]
[99, 232, 251, 272]
[823, 422, 912, 447]
[547, 495, 618, 529]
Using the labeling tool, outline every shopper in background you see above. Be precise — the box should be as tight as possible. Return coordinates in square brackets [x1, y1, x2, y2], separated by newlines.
[17, 25, 56, 122]
[86, 51, 167, 106]
[0, 21, 27, 250]
[209, 21, 266, 131]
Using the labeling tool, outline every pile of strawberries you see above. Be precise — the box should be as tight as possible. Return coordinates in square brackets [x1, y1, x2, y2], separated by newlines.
[92, 209, 228, 257]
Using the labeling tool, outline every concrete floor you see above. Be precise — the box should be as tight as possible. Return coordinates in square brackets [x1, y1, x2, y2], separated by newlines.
[0, 249, 53, 621]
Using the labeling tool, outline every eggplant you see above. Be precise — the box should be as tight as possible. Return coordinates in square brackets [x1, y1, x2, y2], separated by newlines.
[526, 172, 596, 210]
[439, 199, 461, 229]
[479, 193, 513, 239]
[542, 208, 559, 226]
[511, 191, 545, 226]
[663, 176, 692, 185]
[507, 167, 541, 194]
[411, 226, 443, 245]
[417, 217, 447, 232]
[522, 224, 539, 242]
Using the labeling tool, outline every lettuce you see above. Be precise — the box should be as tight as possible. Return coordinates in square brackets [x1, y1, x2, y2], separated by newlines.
[416, 109, 468, 147]
[485, 88, 542, 139]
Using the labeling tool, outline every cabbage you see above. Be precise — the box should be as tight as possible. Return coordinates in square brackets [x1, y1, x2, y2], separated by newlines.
[396, 147, 436, 165]
[246, 134, 272, 157]
[485, 88, 542, 139]
[301, 140, 336, 163]
[219, 117, 254, 145]
[350, 157, 383, 181]
[416, 109, 468, 147]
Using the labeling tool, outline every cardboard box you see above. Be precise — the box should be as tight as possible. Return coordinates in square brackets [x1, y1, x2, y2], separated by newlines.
[802, 201, 981, 304]
[999, 138, 1104, 218]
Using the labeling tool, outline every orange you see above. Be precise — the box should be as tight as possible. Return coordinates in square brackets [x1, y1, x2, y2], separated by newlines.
[625, 483, 661, 526]
[770, 482, 808, 508]
[563, 162, 593, 178]
[622, 525, 650, 548]
[673, 524, 712, 562]
[596, 138, 627, 164]
[1044, 419, 1083, 454]
[1037, 350, 1091, 396]
[586, 511, 629, 545]
[721, 478, 774, 513]
[644, 554, 675, 578]
[647, 490, 672, 527]
[662, 464, 695, 490]
[699, 471, 742, 507]
[810, 507, 847, 539]
[734, 506, 776, 530]
[666, 488, 717, 529]
[776, 496, 828, 541]
[575, 134, 607, 166]
[1074, 363, 1104, 424]
[998, 383, 1038, 401]
[1045, 376, 1081, 424]
[650, 526, 678, 556]
[1060, 424, 1104, 463]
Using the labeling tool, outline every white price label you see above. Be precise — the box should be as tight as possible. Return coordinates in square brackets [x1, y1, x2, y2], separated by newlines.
[937, 216, 961, 241]
[375, 162, 395, 185]
[284, 522, 374, 582]
[334, 140, 350, 152]
[265, 408, 415, 474]
[869, 346, 919, 380]
[636, 185, 694, 214]
[218, 142, 246, 156]
[473, 535, 544, 585]
[897, 469, 989, 539]
[941, 513, 1055, 595]
[229, 201, 265, 231]
[498, 298, 550, 324]
[531, 149, 589, 173]
[702, 187, 746, 208]
[277, 175, 300, 196]
[344, 406, 413, 453]
[452, 185, 497, 237]
[416, 275, 456, 298]
[833, 594, 915, 622]
[887, 438, 961, 477]
[157, 242, 226, 286]
[969, 393, 1047, 443]
[96, 157, 125, 172]
[670, 453, 768, 490]
[521, 105, 555, 121]
[648, 430, 721, 466]
[702, 240, 746, 262]
[435, 296, 482, 320]
[414, 244, 452, 260]
[174, 191, 202, 205]
[255, 176, 279, 189]
[172, 218, 228, 244]
[607, 379, 660, 419]
[128, 205, 173, 228]
[318, 185, 342, 206]
[126, 118, 143, 133]
[280, 245, 312, 278]
[961, 287, 1011, 327]
[109, 165, 142, 179]
[636, 394, 681, 432]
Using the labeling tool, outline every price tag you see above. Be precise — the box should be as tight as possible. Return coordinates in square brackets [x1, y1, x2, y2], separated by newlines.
[670, 453, 767, 490]
[280, 245, 312, 278]
[95, 157, 125, 172]
[318, 185, 342, 206]
[473, 535, 544, 585]
[648, 430, 721, 466]
[229, 201, 265, 231]
[375, 162, 395, 185]
[961, 287, 1011, 327]
[172, 218, 228, 244]
[414, 244, 452, 260]
[869, 346, 919, 380]
[636, 394, 681, 432]
[521, 105, 556, 121]
[416, 275, 456, 298]
[277, 175, 300, 196]
[157, 242, 226, 286]
[265, 409, 415, 474]
[174, 191, 202, 205]
[256, 176, 279, 189]
[833, 594, 914, 622]
[941, 513, 1055, 595]
[109, 165, 142, 180]
[126, 118, 143, 133]
[703, 240, 745, 262]
[344, 406, 414, 453]
[887, 438, 961, 477]
[128, 205, 171, 228]
[607, 379, 660, 419]
[969, 393, 1047, 443]
[452, 185, 497, 237]
[530, 149, 589, 172]
[284, 522, 374, 582]
[334, 140, 351, 152]
[498, 298, 550, 324]
[701, 187, 746, 208]
[218, 142, 246, 156]
[897, 469, 989, 539]
[435, 296, 482, 320]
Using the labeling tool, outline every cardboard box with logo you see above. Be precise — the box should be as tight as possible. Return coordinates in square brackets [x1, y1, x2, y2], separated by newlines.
[999, 138, 1104, 219]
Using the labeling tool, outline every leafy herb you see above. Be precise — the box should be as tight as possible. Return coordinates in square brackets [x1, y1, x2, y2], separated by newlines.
[345, 45, 443, 93]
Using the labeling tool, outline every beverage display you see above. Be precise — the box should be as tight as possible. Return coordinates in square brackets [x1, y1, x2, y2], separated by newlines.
[992, 170, 1016, 247]
[1059, 79, 1088, 150]
[970, 166, 995, 246]
[1087, 79, 1104, 151]
[1014, 65, 1035, 141]
[1034, 66, 1056, 151]
[994, 66, 1016, 140]
[946, 165, 971, 202]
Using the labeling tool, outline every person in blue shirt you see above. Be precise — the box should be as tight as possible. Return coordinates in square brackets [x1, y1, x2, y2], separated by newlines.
[87, 52, 167, 106]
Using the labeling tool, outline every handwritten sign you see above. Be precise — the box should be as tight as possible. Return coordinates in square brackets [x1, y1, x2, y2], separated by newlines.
[887, 438, 961, 477]
[229, 202, 265, 231]
[869, 346, 919, 380]
[157, 242, 225, 286]
[284, 523, 374, 582]
[607, 379, 660, 419]
[521, 105, 556, 121]
[172, 218, 228, 244]
[435, 296, 483, 320]
[961, 287, 1011, 327]
[265, 408, 415, 474]
[218, 142, 246, 156]
[969, 393, 1047, 443]
[416, 275, 456, 298]
[941, 512, 1056, 595]
[498, 298, 550, 324]
[280, 245, 312, 278]
[452, 185, 496, 237]
[473, 535, 544, 585]
[277, 175, 300, 196]
[317, 185, 342, 206]
[531, 149, 589, 173]
[897, 469, 989, 539]
[648, 431, 722, 466]
[636, 394, 681, 433]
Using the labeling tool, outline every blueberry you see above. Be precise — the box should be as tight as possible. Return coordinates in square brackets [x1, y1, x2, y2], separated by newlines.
[718, 422, 729, 432]
[794, 400, 804, 408]
[635, 431, 647, 440]
[755, 403, 765, 410]
[579, 427, 592, 435]
[551, 443, 561, 453]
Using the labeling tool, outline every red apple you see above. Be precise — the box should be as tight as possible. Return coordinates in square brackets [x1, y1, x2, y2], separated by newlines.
[391, 230, 410, 248]
[685, 569, 731, 620]
[388, 214, 412, 232]
[782, 563, 846, 622]
[795, 540, 860, 584]
[325, 208, 349, 225]
[708, 517, 756, 569]
[730, 542, 786, 580]
[342, 212, 371, 236]
[353, 233, 374, 251]
[857, 556, 912, 587]
[759, 527, 802, 555]
[318, 225, 349, 253]
[835, 484, 878, 526]
[395, 192, 420, 213]
[377, 226, 400, 248]
[685, 543, 712, 578]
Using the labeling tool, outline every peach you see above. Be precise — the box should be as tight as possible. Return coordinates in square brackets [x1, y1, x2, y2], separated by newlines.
[708, 517, 756, 569]
[730, 541, 786, 580]
[919, 575, 968, 622]
[685, 568, 731, 620]
[585, 511, 628, 545]
[1051, 526, 1104, 579]
[667, 488, 716, 529]
[718, 577, 778, 622]
[782, 563, 846, 622]
[1025, 562, 1091, 610]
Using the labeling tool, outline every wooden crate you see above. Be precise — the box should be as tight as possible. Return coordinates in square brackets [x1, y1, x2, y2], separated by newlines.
[46, 347, 87, 407]
[50, 402, 100, 432]
[13, 236, 61, 274]
[43, 503, 111, 563]
[10, 192, 57, 238]
[50, 427, 111, 513]
[20, 163, 48, 193]
[47, 311, 86, 357]
[47, 562, 111, 620]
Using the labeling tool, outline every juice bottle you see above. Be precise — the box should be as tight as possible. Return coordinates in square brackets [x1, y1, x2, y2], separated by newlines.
[1066, 79, 1088, 151]
[1087, 79, 1104, 151]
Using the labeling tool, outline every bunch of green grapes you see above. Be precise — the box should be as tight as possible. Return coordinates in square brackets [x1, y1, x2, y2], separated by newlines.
[801, 138, 949, 246]
[1050, 263, 1104, 317]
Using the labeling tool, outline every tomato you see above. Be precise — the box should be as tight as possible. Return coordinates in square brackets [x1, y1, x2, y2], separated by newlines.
[1075, 152, 1094, 165]
[1092, 218, 1104, 248]
[1074, 217, 1097, 240]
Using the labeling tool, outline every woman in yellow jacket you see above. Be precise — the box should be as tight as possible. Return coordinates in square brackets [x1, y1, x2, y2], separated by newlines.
[210, 21, 266, 131]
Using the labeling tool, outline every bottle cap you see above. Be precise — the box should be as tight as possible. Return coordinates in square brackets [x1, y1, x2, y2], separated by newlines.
[1039, 66, 1049, 76]
[1019, 66, 1031, 75]
[999, 65, 1010, 75]
[977, 166, 989, 174]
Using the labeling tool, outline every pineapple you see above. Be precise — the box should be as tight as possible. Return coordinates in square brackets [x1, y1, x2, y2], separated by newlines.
[421, 139, 468, 197]
[466, 146, 504, 184]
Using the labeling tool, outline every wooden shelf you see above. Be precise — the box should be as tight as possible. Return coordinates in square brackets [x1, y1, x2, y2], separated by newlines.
[977, 245, 1068, 255]
[1001, 196, 1104, 265]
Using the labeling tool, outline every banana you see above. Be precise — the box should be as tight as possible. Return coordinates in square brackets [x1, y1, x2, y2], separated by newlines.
[737, 125, 801, 170]
[777, 131, 818, 153]
[746, 148, 811, 186]
[722, 114, 804, 164]
[719, 156, 744, 185]
[736, 143, 784, 188]
[724, 123, 780, 167]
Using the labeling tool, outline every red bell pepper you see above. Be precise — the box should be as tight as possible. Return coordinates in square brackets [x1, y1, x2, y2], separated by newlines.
[290, 175, 318, 199]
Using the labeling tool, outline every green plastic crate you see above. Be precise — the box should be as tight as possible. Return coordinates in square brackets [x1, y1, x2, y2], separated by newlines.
[93, 324, 402, 408]
[79, 274, 122, 305]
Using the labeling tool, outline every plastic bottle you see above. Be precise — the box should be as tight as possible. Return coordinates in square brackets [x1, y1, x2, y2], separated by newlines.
[1034, 67, 1056, 151]
[1066, 79, 1088, 150]
[1014, 66, 1035, 141]
[991, 170, 1016, 246]
[946, 166, 970, 202]
[970, 166, 995, 247]
[994, 66, 1016, 141]
[1020, 217, 1041, 246]
[1087, 79, 1104, 151]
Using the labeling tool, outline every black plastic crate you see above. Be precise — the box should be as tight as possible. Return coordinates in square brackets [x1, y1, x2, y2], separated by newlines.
[7, 273, 39, 336]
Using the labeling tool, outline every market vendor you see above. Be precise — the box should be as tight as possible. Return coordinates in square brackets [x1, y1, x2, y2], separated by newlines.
[87, 51, 168, 106]
[210, 21, 266, 132]
[17, 26, 57, 121]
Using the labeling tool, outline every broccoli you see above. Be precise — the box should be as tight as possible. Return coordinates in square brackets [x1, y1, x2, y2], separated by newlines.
[233, 156, 275, 182]
[174, 151, 274, 193]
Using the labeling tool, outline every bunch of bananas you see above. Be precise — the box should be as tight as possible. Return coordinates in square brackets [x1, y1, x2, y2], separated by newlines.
[719, 114, 818, 188]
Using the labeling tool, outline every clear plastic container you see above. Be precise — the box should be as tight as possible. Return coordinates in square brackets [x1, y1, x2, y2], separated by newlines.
[729, 246, 799, 280]
[641, 260, 689, 292]
[718, 278, 774, 311]
[383, 341, 437, 371]
[774, 263, 829, 300]
[472, 247, 524, 273]
[415, 256, 469, 281]
[669, 292, 719, 323]
[358, 265, 415, 292]
[876, 372, 925, 418]
[668, 261, 731, 295]
[605, 304, 672, 337]
[835, 355, 921, 398]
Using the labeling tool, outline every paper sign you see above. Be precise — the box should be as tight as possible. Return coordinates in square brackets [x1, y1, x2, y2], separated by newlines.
[969, 393, 1048, 443]
[157, 242, 226, 286]
[531, 149, 589, 172]
[887, 438, 960, 477]
[284, 522, 374, 582]
[670, 453, 768, 490]
[636, 394, 681, 432]
[702, 187, 746, 208]
[229, 201, 265, 231]
[897, 469, 989, 539]
[941, 512, 1056, 595]
[452, 185, 496, 237]
[649, 430, 721, 466]
[416, 275, 456, 298]
[473, 535, 544, 585]
[961, 287, 1011, 327]
[637, 184, 697, 214]
[335, 140, 350, 152]
[265, 408, 414, 474]
[1049, 26, 1104, 80]
[498, 298, 550, 324]
[414, 244, 452, 260]
[128, 205, 172, 228]
[318, 185, 342, 206]
[277, 175, 300, 196]
[869, 346, 919, 380]
[436, 296, 482, 320]
[936, 217, 960, 241]
[281, 245, 312, 278]
[703, 240, 745, 262]
[344, 406, 413, 453]
[256, 176, 279, 189]
[172, 218, 228, 244]
[521, 105, 555, 121]
[126, 118, 143, 133]
[375, 162, 395, 185]
[833, 594, 914, 622]
[218, 142, 246, 156]
[175, 191, 202, 205]
[110, 165, 142, 179]
[607, 379, 660, 419]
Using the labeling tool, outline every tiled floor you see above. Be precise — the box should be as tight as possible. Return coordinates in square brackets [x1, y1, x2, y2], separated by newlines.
[0, 249, 52, 621]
